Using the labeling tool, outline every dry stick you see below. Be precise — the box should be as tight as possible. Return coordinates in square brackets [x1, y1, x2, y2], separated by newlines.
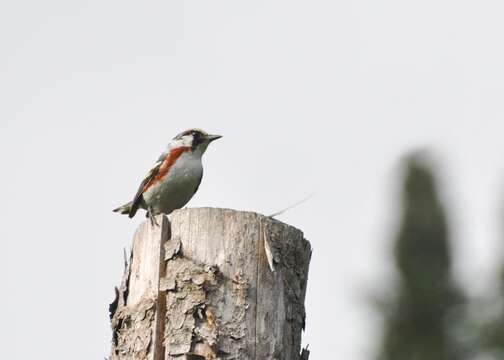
[268, 192, 316, 218]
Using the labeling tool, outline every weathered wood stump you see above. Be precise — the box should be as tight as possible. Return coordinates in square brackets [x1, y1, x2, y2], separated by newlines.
[109, 208, 311, 360]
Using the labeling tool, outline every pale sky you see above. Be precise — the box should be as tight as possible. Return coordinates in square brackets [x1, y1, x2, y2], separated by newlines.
[3, 1, 504, 359]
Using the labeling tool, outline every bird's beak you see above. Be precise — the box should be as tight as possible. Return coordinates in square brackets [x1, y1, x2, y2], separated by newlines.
[207, 134, 222, 142]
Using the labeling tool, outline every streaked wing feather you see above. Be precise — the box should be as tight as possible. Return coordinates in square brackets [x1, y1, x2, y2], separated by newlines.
[129, 159, 163, 217]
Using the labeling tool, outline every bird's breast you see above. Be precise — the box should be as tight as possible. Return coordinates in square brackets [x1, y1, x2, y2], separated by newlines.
[143, 153, 203, 214]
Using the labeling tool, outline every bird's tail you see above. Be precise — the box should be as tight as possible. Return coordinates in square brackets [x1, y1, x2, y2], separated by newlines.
[113, 201, 133, 216]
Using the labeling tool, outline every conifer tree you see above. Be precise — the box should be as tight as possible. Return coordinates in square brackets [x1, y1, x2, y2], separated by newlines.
[378, 154, 465, 360]
[478, 252, 504, 358]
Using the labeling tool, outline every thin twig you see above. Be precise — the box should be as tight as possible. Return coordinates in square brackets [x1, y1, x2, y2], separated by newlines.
[268, 192, 316, 218]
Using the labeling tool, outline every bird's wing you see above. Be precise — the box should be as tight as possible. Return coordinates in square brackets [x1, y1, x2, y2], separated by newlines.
[129, 147, 191, 218]
[128, 157, 164, 218]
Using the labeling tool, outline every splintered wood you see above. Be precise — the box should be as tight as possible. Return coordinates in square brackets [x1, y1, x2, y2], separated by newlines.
[109, 208, 312, 360]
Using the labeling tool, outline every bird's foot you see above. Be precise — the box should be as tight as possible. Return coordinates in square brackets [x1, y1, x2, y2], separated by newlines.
[147, 209, 159, 227]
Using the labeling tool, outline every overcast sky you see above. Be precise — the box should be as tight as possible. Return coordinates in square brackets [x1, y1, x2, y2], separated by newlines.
[3, 1, 504, 359]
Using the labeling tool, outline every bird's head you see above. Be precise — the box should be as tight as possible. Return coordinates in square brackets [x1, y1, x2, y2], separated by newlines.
[172, 128, 222, 156]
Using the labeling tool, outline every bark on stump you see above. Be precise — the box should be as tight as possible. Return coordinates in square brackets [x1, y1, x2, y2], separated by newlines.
[109, 208, 311, 360]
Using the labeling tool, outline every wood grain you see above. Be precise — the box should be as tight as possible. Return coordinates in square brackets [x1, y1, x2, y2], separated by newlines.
[109, 208, 311, 360]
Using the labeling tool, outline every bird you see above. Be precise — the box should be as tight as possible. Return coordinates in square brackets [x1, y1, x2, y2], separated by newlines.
[113, 128, 222, 225]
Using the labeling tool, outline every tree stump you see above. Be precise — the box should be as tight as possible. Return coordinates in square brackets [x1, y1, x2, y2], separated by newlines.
[109, 208, 311, 360]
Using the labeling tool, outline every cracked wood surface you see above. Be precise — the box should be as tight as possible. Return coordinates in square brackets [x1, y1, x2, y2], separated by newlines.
[109, 208, 311, 360]
[110, 216, 169, 360]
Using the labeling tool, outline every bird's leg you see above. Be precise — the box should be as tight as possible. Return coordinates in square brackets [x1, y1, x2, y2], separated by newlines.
[147, 208, 159, 227]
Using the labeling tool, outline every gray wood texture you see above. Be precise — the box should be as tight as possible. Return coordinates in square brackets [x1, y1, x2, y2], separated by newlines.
[109, 208, 311, 360]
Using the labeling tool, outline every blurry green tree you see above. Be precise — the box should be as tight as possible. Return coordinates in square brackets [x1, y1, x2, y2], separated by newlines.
[377, 153, 467, 360]
[476, 258, 504, 359]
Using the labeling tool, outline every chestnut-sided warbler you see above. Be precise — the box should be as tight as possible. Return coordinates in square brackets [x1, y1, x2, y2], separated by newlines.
[113, 128, 222, 225]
